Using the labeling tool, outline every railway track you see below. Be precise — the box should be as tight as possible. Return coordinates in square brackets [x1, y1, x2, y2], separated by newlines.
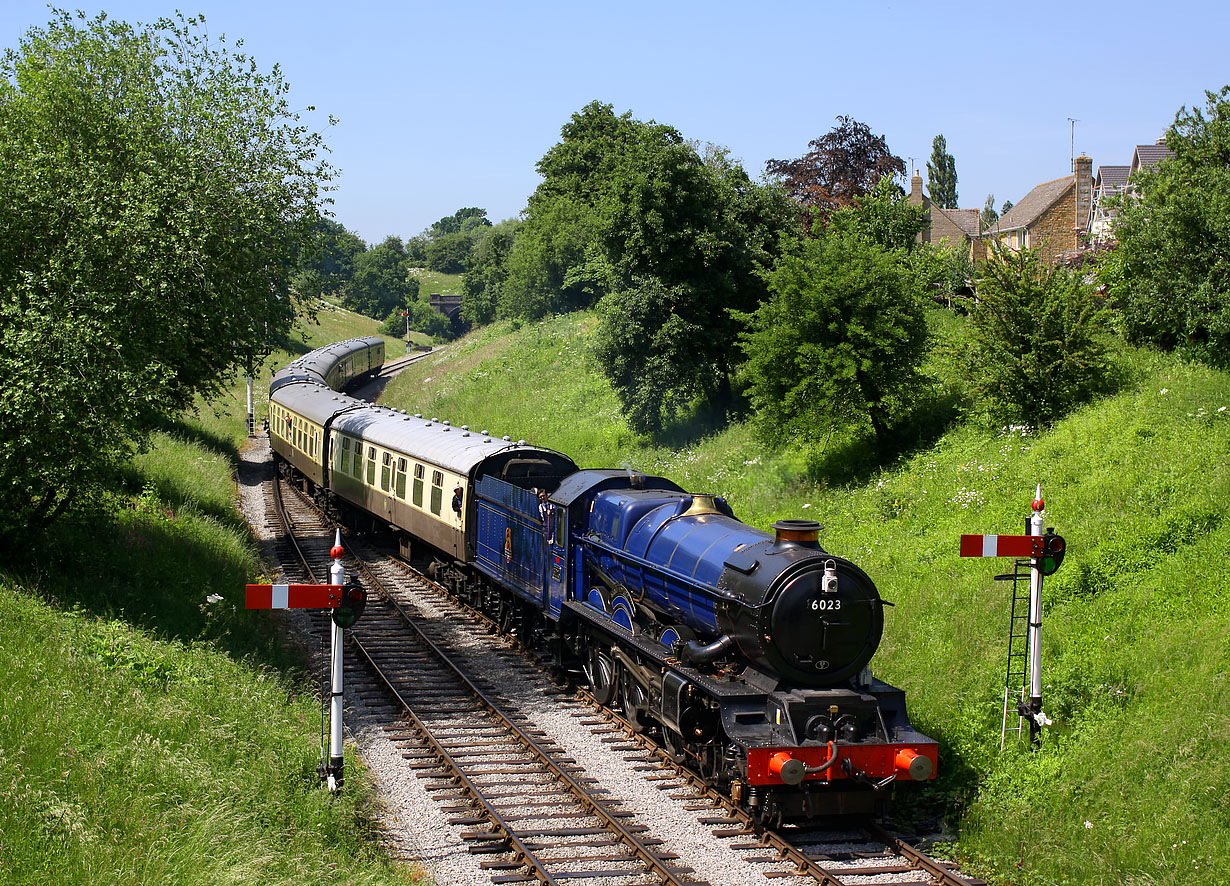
[265, 470, 985, 886]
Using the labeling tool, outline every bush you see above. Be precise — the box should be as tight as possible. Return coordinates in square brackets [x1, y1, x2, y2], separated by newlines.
[965, 246, 1111, 425]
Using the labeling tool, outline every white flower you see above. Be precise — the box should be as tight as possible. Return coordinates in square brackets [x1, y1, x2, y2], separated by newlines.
[205, 594, 223, 604]
[1160, 388, 1170, 395]
[1084, 821, 1093, 829]
[801, 503, 811, 509]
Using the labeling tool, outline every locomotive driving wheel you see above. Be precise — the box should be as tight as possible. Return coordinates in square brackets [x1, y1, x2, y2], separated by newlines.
[584, 640, 618, 706]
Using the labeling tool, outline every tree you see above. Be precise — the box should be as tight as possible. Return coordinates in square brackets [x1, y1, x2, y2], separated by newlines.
[981, 194, 999, 231]
[344, 236, 419, 319]
[740, 228, 929, 449]
[293, 218, 365, 300]
[431, 207, 490, 237]
[1098, 85, 1230, 366]
[765, 116, 905, 229]
[462, 219, 521, 325]
[591, 278, 710, 434]
[825, 176, 927, 251]
[425, 232, 472, 273]
[926, 134, 958, 209]
[505, 102, 792, 432]
[1001, 199, 1014, 216]
[0, 10, 333, 536]
[967, 245, 1110, 424]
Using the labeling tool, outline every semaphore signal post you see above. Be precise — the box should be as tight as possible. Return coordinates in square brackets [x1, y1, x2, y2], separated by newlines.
[960, 485, 1066, 749]
[246, 530, 366, 790]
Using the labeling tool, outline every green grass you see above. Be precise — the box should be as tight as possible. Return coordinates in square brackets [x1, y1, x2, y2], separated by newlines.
[407, 268, 462, 298]
[0, 305, 422, 885]
[379, 311, 1230, 886]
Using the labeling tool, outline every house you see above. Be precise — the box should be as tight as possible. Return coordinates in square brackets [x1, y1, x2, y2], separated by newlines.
[1089, 139, 1173, 240]
[1089, 165, 1129, 240]
[986, 155, 1093, 264]
[907, 171, 986, 262]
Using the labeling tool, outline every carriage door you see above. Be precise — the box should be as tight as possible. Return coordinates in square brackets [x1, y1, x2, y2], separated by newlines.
[547, 506, 568, 616]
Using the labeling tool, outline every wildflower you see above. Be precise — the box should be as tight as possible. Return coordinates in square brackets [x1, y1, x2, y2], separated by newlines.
[1084, 821, 1093, 829]
[801, 503, 811, 509]
[206, 594, 223, 604]
[1160, 388, 1169, 395]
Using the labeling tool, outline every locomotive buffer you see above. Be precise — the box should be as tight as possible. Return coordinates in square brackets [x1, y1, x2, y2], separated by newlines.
[960, 485, 1066, 749]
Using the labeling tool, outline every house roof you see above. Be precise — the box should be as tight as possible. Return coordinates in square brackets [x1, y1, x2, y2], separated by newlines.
[992, 175, 1074, 232]
[932, 206, 982, 237]
[1095, 165, 1130, 190]
[1131, 143, 1174, 173]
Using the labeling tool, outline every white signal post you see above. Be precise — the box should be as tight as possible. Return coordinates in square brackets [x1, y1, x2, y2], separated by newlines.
[327, 529, 346, 792]
[1025, 484, 1051, 746]
[960, 484, 1064, 749]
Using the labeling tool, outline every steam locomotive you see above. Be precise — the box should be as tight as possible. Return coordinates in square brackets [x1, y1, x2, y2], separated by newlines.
[269, 337, 937, 822]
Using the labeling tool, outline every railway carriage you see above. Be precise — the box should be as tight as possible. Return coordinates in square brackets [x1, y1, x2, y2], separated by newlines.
[267, 338, 938, 824]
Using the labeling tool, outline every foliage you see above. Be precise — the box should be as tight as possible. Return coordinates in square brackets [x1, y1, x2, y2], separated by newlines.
[590, 278, 713, 434]
[825, 176, 927, 250]
[1098, 84, 1230, 367]
[966, 245, 1111, 424]
[430, 206, 490, 237]
[380, 296, 451, 341]
[980, 194, 998, 231]
[292, 218, 365, 301]
[343, 236, 420, 318]
[1000, 198, 1014, 215]
[0, 9, 333, 538]
[740, 227, 930, 449]
[502, 101, 791, 433]
[765, 115, 905, 230]
[926, 134, 958, 209]
[462, 219, 521, 325]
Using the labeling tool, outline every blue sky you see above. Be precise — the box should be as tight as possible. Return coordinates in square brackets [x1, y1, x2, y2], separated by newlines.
[3, 1, 1226, 245]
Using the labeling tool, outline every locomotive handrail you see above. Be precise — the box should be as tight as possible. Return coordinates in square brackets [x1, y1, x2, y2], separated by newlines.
[579, 533, 742, 604]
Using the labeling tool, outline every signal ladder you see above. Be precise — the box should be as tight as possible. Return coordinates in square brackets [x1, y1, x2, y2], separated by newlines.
[997, 559, 1033, 749]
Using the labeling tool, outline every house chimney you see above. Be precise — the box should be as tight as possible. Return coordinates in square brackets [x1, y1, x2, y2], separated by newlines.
[1074, 155, 1093, 236]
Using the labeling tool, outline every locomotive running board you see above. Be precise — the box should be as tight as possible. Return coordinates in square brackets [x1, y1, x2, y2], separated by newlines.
[562, 599, 768, 702]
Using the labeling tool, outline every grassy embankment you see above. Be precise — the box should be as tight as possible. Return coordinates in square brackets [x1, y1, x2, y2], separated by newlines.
[0, 305, 420, 886]
[381, 310, 1230, 886]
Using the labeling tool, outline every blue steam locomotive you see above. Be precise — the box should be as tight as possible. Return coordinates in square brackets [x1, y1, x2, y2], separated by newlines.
[269, 338, 936, 822]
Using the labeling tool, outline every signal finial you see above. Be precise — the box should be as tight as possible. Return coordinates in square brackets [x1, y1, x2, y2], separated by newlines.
[330, 529, 344, 561]
[1031, 484, 1044, 514]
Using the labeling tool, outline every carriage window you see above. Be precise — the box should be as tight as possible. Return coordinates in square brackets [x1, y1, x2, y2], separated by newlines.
[412, 463, 424, 507]
[340, 437, 349, 473]
[395, 458, 407, 499]
[380, 452, 392, 492]
[429, 470, 443, 515]
[366, 447, 376, 486]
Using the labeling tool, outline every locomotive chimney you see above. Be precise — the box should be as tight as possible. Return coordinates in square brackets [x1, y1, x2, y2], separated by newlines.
[772, 519, 822, 549]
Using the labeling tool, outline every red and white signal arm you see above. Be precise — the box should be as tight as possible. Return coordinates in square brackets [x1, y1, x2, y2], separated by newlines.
[959, 534, 1046, 559]
[245, 583, 343, 609]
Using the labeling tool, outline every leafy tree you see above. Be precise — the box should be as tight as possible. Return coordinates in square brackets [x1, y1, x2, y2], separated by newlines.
[967, 245, 1110, 424]
[1001, 199, 1014, 216]
[825, 176, 927, 251]
[1098, 85, 1230, 366]
[293, 218, 365, 299]
[981, 194, 999, 231]
[0, 10, 333, 536]
[926, 134, 958, 209]
[344, 236, 419, 319]
[462, 219, 521, 325]
[431, 207, 490, 237]
[591, 278, 710, 434]
[740, 229, 929, 449]
[507, 102, 792, 432]
[426, 231, 474, 273]
[380, 296, 451, 341]
[765, 115, 905, 229]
